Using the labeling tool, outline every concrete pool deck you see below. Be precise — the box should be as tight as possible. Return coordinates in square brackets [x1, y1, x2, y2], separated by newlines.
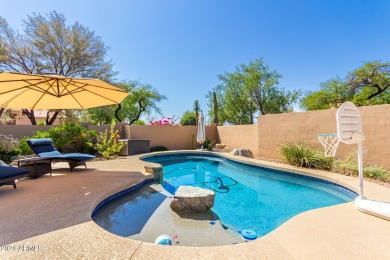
[0, 151, 389, 259]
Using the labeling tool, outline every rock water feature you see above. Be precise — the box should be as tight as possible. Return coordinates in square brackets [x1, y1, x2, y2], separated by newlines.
[145, 165, 216, 213]
[170, 186, 215, 213]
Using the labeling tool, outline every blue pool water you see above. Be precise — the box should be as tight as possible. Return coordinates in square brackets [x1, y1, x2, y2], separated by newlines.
[143, 153, 356, 237]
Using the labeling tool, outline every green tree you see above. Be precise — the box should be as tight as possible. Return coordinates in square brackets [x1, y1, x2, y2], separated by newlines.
[180, 110, 197, 125]
[301, 78, 350, 110]
[0, 11, 115, 124]
[208, 58, 300, 124]
[87, 106, 114, 125]
[87, 81, 166, 125]
[348, 61, 390, 106]
[132, 120, 146, 125]
[301, 61, 390, 110]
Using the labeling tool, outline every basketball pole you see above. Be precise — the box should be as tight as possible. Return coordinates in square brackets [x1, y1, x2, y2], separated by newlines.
[337, 101, 365, 199]
[357, 141, 364, 198]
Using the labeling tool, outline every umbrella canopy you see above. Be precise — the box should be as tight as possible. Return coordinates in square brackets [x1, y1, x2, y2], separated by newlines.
[197, 111, 206, 144]
[0, 72, 129, 109]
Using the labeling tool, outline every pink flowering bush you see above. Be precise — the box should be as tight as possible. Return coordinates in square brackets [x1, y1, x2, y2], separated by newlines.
[149, 116, 178, 126]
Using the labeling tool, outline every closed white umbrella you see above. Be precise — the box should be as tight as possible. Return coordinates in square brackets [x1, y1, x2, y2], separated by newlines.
[197, 111, 206, 149]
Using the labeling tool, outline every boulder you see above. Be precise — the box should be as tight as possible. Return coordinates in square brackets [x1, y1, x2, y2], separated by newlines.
[170, 186, 215, 213]
[144, 165, 163, 181]
[215, 143, 226, 148]
[229, 148, 253, 157]
[230, 149, 240, 156]
[239, 149, 253, 158]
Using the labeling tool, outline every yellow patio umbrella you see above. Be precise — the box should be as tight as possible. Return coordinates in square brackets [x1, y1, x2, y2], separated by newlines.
[0, 72, 129, 109]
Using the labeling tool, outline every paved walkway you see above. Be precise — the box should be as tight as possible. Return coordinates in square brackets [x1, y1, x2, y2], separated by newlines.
[0, 153, 389, 259]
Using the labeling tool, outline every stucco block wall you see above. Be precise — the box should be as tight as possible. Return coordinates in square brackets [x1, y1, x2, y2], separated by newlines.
[217, 125, 259, 155]
[0, 125, 118, 139]
[258, 104, 390, 169]
[1, 104, 389, 169]
[0, 125, 52, 139]
[125, 125, 217, 150]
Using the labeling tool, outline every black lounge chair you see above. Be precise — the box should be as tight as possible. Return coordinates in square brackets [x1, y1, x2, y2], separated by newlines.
[26, 138, 96, 172]
[0, 160, 30, 189]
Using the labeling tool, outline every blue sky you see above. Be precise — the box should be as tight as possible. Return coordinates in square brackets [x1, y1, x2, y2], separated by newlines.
[1, 0, 390, 122]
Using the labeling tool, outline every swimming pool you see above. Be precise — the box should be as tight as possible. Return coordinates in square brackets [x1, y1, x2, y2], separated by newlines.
[92, 152, 357, 246]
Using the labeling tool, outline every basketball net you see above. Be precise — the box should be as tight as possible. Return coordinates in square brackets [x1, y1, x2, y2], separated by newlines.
[318, 134, 340, 157]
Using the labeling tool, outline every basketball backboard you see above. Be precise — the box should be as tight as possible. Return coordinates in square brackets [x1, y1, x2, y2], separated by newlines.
[336, 101, 363, 144]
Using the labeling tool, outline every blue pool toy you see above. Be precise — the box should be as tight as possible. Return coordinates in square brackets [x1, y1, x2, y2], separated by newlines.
[241, 229, 257, 241]
[155, 234, 172, 245]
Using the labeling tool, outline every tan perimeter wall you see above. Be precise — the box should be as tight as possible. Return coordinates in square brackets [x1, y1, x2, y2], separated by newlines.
[0, 125, 52, 139]
[125, 125, 218, 150]
[258, 104, 390, 169]
[0, 124, 217, 151]
[0, 124, 118, 139]
[2, 104, 389, 169]
[217, 125, 258, 155]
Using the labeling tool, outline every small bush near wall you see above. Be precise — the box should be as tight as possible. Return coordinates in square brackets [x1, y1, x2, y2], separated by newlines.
[203, 138, 216, 151]
[150, 146, 169, 152]
[0, 134, 19, 163]
[281, 143, 390, 182]
[33, 122, 97, 154]
[364, 166, 389, 182]
[332, 153, 389, 182]
[17, 136, 34, 155]
[280, 142, 334, 170]
[96, 124, 125, 159]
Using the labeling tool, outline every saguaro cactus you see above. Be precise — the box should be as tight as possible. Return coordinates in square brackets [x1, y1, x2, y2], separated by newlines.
[213, 92, 219, 125]
[194, 100, 200, 126]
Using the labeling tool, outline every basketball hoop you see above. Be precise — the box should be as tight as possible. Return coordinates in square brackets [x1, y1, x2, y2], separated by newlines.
[318, 133, 340, 157]
[336, 102, 390, 221]
[336, 101, 364, 198]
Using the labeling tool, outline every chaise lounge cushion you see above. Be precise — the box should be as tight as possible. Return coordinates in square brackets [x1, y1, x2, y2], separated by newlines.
[0, 160, 8, 166]
[27, 138, 95, 162]
[0, 160, 30, 188]
[0, 165, 30, 179]
[41, 152, 95, 162]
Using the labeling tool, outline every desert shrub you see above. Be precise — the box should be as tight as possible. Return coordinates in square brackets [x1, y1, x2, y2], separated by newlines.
[364, 165, 389, 182]
[96, 124, 125, 159]
[332, 153, 389, 182]
[331, 153, 358, 176]
[33, 122, 97, 154]
[191, 133, 195, 150]
[17, 136, 34, 155]
[0, 134, 20, 163]
[150, 146, 169, 152]
[203, 138, 216, 151]
[280, 142, 334, 170]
